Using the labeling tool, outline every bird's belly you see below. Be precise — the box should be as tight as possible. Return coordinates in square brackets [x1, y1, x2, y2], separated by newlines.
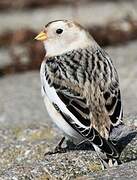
[44, 95, 81, 140]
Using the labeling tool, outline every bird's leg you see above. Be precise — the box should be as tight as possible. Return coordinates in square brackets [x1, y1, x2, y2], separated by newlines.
[45, 137, 67, 155]
[54, 136, 66, 152]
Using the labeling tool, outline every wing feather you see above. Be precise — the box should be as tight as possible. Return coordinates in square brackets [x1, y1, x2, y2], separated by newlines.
[58, 107, 119, 158]
[50, 84, 119, 158]
[104, 84, 123, 126]
[99, 49, 123, 126]
[57, 89, 91, 127]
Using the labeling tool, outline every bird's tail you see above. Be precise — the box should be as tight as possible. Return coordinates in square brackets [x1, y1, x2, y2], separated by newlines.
[74, 124, 120, 169]
[87, 129, 121, 169]
[85, 123, 137, 169]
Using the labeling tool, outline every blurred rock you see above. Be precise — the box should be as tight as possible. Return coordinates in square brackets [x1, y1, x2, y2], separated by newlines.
[89, 17, 137, 46]
[0, 0, 136, 10]
[0, 0, 67, 10]
[1, 18, 137, 76]
[0, 1, 137, 32]
[0, 29, 36, 47]
[0, 48, 12, 67]
[1, 18, 137, 48]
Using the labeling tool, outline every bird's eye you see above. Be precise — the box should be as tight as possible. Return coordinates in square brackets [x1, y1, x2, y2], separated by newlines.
[56, 29, 63, 34]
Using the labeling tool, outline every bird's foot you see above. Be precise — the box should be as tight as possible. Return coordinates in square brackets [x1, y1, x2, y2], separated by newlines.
[45, 137, 67, 155]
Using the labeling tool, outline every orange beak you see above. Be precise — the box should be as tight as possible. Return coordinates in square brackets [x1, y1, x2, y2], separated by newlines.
[34, 31, 47, 41]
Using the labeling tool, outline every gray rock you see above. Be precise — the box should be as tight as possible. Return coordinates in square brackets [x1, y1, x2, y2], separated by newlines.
[0, 48, 12, 67]
[78, 160, 137, 180]
[0, 125, 136, 179]
[0, 72, 47, 127]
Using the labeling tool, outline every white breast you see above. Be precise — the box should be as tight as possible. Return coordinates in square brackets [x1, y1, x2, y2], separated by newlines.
[43, 95, 80, 139]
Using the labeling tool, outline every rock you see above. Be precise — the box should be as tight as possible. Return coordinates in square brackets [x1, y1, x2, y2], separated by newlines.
[77, 160, 137, 179]
[0, 1, 137, 32]
[0, 48, 12, 67]
[1, 18, 137, 48]
[0, 125, 136, 179]
[1, 18, 137, 78]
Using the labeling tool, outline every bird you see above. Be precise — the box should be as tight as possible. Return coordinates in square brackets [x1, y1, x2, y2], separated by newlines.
[35, 20, 123, 169]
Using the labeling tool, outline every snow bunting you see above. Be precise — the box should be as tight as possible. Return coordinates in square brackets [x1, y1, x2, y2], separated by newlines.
[35, 20, 123, 168]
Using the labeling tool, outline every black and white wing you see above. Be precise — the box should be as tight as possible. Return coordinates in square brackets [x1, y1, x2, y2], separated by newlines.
[41, 60, 119, 158]
[104, 85, 123, 126]
[55, 88, 119, 158]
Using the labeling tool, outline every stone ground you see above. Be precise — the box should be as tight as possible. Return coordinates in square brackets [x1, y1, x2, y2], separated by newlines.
[0, 40, 137, 179]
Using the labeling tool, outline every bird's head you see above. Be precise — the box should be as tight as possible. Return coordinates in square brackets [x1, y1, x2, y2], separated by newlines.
[35, 20, 94, 57]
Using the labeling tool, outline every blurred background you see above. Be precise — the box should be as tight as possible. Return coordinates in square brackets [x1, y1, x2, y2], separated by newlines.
[0, 0, 137, 178]
[0, 0, 137, 126]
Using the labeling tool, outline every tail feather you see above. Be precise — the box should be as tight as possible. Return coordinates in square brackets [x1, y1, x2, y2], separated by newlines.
[85, 126, 119, 159]
[60, 110, 119, 159]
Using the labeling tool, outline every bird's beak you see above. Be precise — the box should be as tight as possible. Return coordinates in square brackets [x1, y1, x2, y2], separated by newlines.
[34, 31, 47, 41]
